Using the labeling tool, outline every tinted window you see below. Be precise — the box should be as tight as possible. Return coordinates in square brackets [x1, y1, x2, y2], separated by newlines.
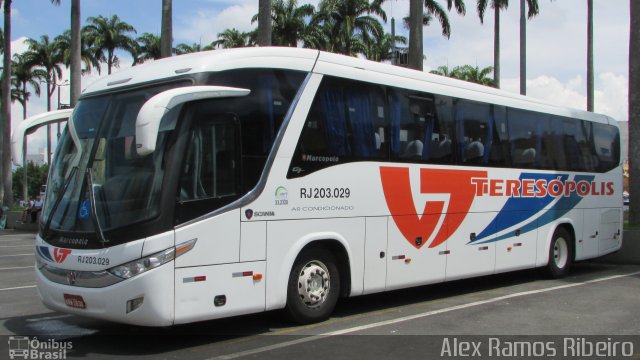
[206, 69, 306, 191]
[592, 122, 620, 172]
[288, 76, 619, 176]
[289, 77, 387, 177]
[179, 114, 239, 202]
[508, 109, 540, 168]
[489, 105, 510, 166]
[388, 91, 455, 164]
[455, 100, 494, 165]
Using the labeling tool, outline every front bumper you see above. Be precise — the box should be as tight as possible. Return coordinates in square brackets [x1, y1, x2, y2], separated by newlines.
[36, 260, 175, 327]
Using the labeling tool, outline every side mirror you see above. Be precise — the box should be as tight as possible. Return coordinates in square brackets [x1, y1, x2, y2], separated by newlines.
[11, 108, 74, 166]
[135, 86, 251, 156]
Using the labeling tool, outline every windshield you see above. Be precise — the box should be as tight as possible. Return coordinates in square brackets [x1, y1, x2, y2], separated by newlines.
[41, 83, 185, 242]
[41, 68, 307, 248]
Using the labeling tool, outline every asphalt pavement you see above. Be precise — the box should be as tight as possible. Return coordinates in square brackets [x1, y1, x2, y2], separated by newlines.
[1, 230, 639, 360]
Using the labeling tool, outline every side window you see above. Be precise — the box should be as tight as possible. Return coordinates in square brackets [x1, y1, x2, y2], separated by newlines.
[489, 105, 510, 166]
[206, 69, 306, 192]
[508, 109, 540, 168]
[388, 90, 454, 164]
[179, 113, 240, 203]
[579, 121, 597, 172]
[592, 122, 620, 172]
[432, 96, 455, 163]
[561, 118, 586, 171]
[455, 100, 492, 165]
[288, 77, 388, 178]
[389, 90, 432, 162]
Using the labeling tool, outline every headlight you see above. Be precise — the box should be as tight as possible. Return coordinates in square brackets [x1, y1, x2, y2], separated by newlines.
[108, 247, 174, 279]
[107, 238, 196, 279]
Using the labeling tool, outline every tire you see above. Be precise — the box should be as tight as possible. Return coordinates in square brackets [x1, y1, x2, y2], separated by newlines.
[285, 247, 340, 324]
[546, 227, 573, 278]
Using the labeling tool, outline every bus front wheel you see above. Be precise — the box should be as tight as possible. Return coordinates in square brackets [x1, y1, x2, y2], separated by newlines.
[546, 227, 573, 278]
[285, 247, 340, 324]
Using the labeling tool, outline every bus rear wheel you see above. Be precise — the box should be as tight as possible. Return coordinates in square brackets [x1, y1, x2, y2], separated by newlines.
[546, 227, 573, 278]
[285, 247, 340, 324]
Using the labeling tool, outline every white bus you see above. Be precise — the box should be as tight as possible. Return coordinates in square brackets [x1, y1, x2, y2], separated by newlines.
[28, 47, 622, 326]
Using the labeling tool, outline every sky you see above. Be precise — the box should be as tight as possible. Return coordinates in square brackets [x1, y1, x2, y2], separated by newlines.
[1, 0, 631, 157]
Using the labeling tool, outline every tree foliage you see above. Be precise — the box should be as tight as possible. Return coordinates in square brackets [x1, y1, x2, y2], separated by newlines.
[12, 162, 49, 200]
[83, 14, 137, 74]
[430, 64, 495, 86]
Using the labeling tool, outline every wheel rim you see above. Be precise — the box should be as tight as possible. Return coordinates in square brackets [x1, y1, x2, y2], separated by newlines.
[553, 237, 569, 269]
[297, 260, 330, 309]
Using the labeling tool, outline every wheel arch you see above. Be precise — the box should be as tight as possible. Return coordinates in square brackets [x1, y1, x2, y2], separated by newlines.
[267, 232, 354, 311]
[289, 235, 352, 298]
[541, 219, 577, 266]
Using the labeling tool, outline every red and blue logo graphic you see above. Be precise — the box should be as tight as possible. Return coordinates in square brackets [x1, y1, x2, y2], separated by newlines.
[380, 167, 486, 249]
[380, 167, 613, 248]
[37, 246, 72, 263]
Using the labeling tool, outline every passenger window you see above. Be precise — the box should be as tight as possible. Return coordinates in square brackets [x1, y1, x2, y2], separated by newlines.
[561, 119, 585, 171]
[388, 90, 454, 164]
[592, 122, 620, 172]
[389, 90, 432, 162]
[456, 100, 492, 164]
[489, 105, 510, 166]
[288, 77, 388, 178]
[431, 96, 455, 163]
[508, 109, 539, 168]
[206, 69, 306, 192]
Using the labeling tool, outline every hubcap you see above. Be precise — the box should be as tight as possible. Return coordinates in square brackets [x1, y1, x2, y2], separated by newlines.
[297, 260, 330, 309]
[554, 237, 569, 269]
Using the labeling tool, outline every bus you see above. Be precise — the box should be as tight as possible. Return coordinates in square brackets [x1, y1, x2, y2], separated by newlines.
[30, 47, 622, 326]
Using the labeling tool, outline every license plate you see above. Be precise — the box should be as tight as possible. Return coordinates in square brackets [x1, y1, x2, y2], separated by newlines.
[63, 294, 86, 309]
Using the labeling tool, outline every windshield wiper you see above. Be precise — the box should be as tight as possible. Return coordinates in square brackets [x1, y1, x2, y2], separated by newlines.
[43, 166, 78, 238]
[86, 168, 108, 246]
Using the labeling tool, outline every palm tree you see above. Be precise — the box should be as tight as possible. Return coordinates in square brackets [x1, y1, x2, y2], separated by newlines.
[408, 0, 466, 71]
[430, 64, 459, 77]
[211, 29, 254, 49]
[315, 0, 387, 56]
[430, 64, 493, 86]
[1, 0, 13, 205]
[50, 0, 81, 106]
[252, 0, 315, 47]
[302, 15, 335, 51]
[477, 0, 537, 91]
[258, 0, 272, 46]
[11, 54, 45, 120]
[173, 42, 209, 55]
[24, 35, 64, 165]
[519, 0, 538, 95]
[477, 0, 508, 88]
[629, 0, 640, 226]
[426, 0, 466, 37]
[135, 33, 162, 63]
[12, 53, 44, 203]
[161, 0, 172, 58]
[361, 32, 407, 62]
[54, 29, 102, 75]
[454, 64, 495, 86]
[84, 14, 138, 74]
